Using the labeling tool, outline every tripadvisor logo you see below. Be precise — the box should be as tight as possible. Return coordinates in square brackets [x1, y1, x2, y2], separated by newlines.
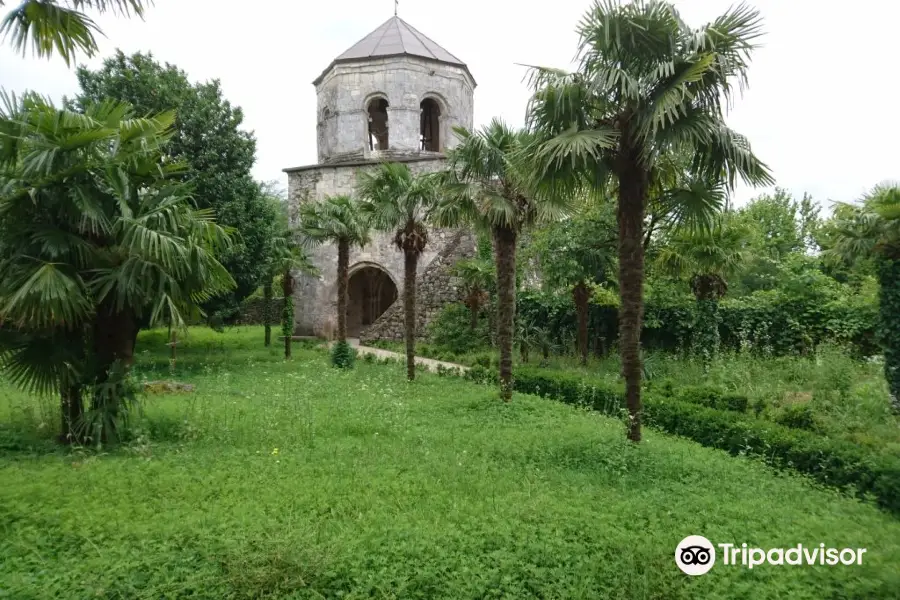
[675, 535, 868, 576]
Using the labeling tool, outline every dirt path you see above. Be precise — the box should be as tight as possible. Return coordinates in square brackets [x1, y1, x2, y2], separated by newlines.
[331, 339, 470, 373]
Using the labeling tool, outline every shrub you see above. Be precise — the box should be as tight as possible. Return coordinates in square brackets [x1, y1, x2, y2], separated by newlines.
[427, 303, 490, 354]
[774, 403, 817, 431]
[330, 341, 356, 369]
[675, 385, 749, 413]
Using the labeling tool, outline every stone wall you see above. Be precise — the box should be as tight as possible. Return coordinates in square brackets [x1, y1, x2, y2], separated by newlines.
[286, 159, 451, 337]
[359, 228, 477, 344]
[314, 55, 475, 163]
[235, 296, 283, 325]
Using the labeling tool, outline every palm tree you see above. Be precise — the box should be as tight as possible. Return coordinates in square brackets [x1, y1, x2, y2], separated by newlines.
[1, 0, 151, 66]
[298, 195, 371, 354]
[529, 204, 617, 365]
[825, 184, 900, 412]
[656, 216, 750, 362]
[525, 0, 773, 440]
[0, 92, 233, 443]
[263, 230, 317, 359]
[437, 120, 572, 400]
[357, 163, 439, 380]
[452, 257, 494, 331]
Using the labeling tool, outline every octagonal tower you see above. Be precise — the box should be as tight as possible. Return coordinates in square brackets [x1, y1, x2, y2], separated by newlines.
[284, 16, 477, 338]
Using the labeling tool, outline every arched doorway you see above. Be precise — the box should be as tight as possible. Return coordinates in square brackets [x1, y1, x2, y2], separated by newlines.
[347, 266, 398, 337]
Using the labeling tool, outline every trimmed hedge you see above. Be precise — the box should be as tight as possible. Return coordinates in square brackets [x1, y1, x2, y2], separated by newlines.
[465, 365, 900, 517]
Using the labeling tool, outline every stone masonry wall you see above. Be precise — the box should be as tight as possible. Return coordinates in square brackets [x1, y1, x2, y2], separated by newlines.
[359, 228, 477, 344]
[286, 159, 452, 337]
[315, 56, 475, 163]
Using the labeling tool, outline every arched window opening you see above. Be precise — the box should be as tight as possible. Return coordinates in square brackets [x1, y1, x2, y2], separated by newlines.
[420, 98, 441, 151]
[367, 98, 389, 150]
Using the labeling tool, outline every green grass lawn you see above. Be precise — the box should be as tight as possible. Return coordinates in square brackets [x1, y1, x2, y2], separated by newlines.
[2, 327, 899, 599]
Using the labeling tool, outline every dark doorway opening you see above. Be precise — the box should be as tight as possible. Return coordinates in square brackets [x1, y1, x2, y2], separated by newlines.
[347, 266, 398, 336]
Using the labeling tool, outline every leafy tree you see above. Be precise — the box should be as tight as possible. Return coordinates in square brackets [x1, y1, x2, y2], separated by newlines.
[528, 204, 617, 365]
[0, 93, 233, 443]
[260, 190, 288, 347]
[656, 216, 750, 361]
[452, 257, 494, 331]
[298, 195, 371, 363]
[437, 120, 570, 401]
[0, 0, 149, 65]
[73, 51, 278, 320]
[825, 184, 900, 412]
[526, 0, 773, 440]
[357, 163, 439, 380]
[736, 188, 817, 258]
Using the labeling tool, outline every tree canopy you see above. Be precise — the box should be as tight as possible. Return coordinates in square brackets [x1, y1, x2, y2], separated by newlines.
[72, 50, 278, 321]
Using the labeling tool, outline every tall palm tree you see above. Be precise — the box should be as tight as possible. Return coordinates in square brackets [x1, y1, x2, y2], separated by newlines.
[525, 0, 773, 440]
[825, 184, 900, 412]
[656, 216, 750, 362]
[452, 257, 494, 331]
[357, 163, 439, 380]
[0, 92, 233, 443]
[437, 120, 572, 400]
[298, 195, 371, 351]
[1, 0, 150, 66]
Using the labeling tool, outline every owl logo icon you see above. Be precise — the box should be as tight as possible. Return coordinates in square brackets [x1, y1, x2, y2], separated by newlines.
[675, 535, 716, 575]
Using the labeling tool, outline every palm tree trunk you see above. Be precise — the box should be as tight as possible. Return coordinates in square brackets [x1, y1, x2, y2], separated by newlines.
[91, 307, 138, 443]
[573, 281, 590, 366]
[282, 270, 294, 360]
[617, 164, 648, 442]
[337, 239, 350, 342]
[403, 250, 418, 380]
[468, 292, 480, 331]
[263, 280, 273, 347]
[493, 226, 517, 401]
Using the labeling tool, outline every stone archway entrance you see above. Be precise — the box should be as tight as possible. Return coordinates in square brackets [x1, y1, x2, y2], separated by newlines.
[347, 265, 398, 337]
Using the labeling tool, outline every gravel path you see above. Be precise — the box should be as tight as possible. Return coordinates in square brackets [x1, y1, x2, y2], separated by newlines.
[330, 338, 470, 373]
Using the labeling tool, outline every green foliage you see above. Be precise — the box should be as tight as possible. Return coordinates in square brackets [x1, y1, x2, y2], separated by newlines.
[693, 298, 721, 361]
[73, 51, 279, 317]
[774, 403, 817, 431]
[298, 195, 371, 251]
[525, 203, 617, 292]
[3, 326, 900, 598]
[0, 93, 233, 442]
[464, 364, 900, 517]
[878, 257, 900, 410]
[517, 280, 878, 359]
[0, 0, 150, 65]
[735, 188, 817, 260]
[427, 303, 490, 354]
[280, 298, 293, 340]
[330, 340, 356, 369]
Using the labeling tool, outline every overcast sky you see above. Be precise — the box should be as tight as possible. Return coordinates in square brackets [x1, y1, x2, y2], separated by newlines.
[2, 0, 898, 208]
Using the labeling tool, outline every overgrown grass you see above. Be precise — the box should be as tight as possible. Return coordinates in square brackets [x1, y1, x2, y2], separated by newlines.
[1, 327, 900, 599]
[373, 339, 900, 456]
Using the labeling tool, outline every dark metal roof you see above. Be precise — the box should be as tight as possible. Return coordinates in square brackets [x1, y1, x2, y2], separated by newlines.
[313, 17, 475, 85]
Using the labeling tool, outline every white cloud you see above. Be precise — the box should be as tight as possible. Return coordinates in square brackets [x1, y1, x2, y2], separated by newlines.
[2, 0, 898, 209]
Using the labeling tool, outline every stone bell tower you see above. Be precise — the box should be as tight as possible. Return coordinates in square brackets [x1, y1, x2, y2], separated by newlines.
[284, 15, 477, 339]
